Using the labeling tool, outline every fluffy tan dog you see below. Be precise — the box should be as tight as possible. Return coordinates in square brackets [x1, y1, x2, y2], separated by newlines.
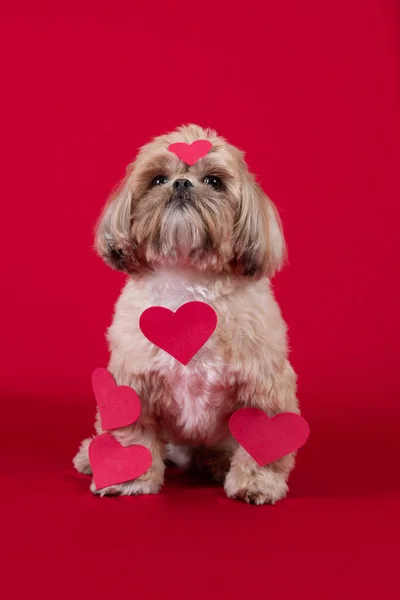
[73, 124, 299, 504]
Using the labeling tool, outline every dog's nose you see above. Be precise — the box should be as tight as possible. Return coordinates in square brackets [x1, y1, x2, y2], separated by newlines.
[173, 179, 194, 190]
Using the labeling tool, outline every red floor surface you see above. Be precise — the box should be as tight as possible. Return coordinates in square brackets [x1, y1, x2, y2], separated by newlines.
[1, 1, 399, 598]
[2, 391, 400, 599]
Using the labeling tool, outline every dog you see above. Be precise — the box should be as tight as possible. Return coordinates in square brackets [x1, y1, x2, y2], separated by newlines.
[73, 124, 299, 504]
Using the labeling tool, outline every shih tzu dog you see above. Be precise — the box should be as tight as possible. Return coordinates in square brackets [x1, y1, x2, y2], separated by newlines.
[73, 124, 299, 504]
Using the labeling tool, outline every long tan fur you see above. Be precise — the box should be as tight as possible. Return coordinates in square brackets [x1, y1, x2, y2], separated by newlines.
[73, 124, 299, 504]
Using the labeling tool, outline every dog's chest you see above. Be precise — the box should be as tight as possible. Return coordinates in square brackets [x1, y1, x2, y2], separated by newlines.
[168, 360, 227, 442]
[146, 270, 230, 442]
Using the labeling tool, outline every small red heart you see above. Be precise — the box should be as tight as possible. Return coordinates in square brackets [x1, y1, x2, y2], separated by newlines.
[168, 140, 212, 166]
[92, 368, 141, 431]
[139, 301, 217, 365]
[89, 433, 152, 490]
[229, 408, 310, 466]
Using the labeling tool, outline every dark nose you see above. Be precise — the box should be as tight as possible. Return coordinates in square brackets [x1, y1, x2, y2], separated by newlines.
[173, 178, 194, 190]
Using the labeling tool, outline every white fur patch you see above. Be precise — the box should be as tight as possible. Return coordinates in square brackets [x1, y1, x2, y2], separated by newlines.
[145, 268, 227, 442]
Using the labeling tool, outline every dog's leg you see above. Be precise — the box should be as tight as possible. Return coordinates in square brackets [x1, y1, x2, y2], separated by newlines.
[224, 448, 295, 504]
[225, 360, 299, 505]
[74, 370, 168, 496]
[89, 423, 165, 496]
[73, 424, 165, 496]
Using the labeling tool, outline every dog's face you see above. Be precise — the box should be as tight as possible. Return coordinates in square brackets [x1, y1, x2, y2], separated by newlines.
[96, 124, 286, 278]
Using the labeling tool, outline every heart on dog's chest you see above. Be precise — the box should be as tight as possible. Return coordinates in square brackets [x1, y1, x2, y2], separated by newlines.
[139, 301, 217, 365]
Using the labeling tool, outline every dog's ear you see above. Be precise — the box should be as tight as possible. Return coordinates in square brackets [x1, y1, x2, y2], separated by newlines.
[94, 168, 139, 272]
[233, 167, 286, 278]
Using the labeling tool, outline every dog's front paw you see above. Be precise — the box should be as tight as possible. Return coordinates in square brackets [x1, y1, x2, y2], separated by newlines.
[90, 462, 164, 497]
[73, 438, 93, 475]
[224, 464, 288, 505]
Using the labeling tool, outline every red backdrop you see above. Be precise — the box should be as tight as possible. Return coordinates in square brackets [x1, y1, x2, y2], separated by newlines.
[1, 2, 399, 599]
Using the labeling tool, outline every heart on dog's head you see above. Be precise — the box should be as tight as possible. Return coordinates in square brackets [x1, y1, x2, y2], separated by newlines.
[168, 140, 212, 166]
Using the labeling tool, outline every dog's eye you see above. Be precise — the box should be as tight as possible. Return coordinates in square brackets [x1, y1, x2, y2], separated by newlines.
[151, 175, 169, 187]
[203, 175, 222, 190]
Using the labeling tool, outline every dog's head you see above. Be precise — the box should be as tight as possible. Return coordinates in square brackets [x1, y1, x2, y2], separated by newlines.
[95, 124, 286, 278]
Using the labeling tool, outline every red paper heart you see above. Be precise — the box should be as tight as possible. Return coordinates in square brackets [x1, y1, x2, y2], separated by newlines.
[139, 301, 217, 365]
[92, 368, 141, 431]
[229, 408, 310, 466]
[168, 140, 212, 166]
[89, 433, 152, 490]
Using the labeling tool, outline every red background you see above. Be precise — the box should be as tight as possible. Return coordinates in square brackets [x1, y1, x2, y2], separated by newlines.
[1, 2, 399, 599]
